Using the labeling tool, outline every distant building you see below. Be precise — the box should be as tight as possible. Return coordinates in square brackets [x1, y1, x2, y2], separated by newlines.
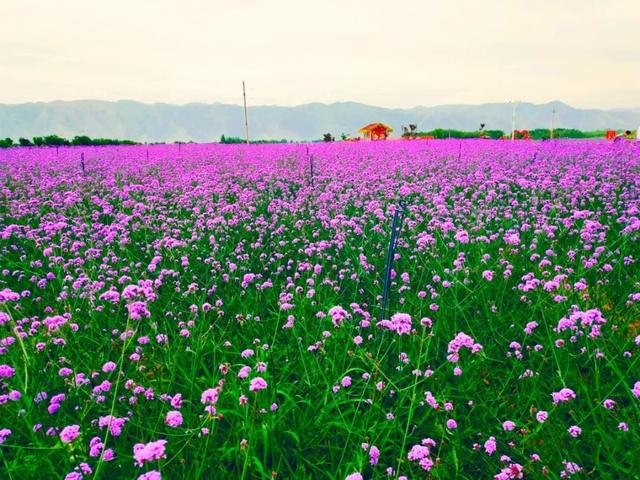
[358, 123, 393, 141]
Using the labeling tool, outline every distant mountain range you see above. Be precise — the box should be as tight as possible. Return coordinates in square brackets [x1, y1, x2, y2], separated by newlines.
[1, 100, 639, 142]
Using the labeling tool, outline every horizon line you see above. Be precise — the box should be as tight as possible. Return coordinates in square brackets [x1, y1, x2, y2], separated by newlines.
[2, 98, 638, 111]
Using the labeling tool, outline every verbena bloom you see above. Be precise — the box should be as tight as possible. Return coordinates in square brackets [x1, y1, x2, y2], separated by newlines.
[59, 425, 80, 443]
[567, 425, 582, 437]
[0, 365, 15, 378]
[102, 361, 117, 373]
[502, 420, 516, 431]
[551, 388, 576, 404]
[536, 411, 548, 423]
[484, 436, 496, 455]
[0, 429, 11, 444]
[164, 411, 183, 428]
[369, 445, 379, 465]
[138, 471, 161, 480]
[561, 460, 582, 477]
[249, 377, 268, 392]
[632, 381, 640, 399]
[376, 312, 412, 335]
[345, 473, 363, 480]
[407, 443, 434, 471]
[133, 439, 167, 467]
[447, 332, 482, 362]
[446, 419, 457, 429]
[200, 388, 219, 404]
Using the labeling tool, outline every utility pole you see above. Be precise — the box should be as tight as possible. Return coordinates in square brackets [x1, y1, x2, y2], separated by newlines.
[510, 100, 520, 142]
[550, 107, 556, 139]
[242, 81, 249, 144]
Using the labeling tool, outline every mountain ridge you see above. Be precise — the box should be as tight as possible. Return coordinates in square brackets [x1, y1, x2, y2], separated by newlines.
[1, 100, 639, 142]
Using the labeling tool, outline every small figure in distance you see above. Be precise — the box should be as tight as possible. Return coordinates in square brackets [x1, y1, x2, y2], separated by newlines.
[613, 130, 631, 143]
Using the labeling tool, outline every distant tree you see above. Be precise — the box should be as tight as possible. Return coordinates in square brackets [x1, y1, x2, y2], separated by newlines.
[340, 133, 347, 141]
[220, 134, 226, 143]
[32, 137, 45, 146]
[322, 133, 334, 142]
[71, 135, 93, 146]
[43, 135, 70, 146]
[409, 124, 417, 139]
[18, 137, 32, 146]
[0, 138, 13, 148]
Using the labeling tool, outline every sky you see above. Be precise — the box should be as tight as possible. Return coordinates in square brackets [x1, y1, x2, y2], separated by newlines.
[2, 0, 639, 109]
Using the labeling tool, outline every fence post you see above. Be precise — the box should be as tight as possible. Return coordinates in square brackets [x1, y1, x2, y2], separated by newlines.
[306, 145, 314, 187]
[381, 200, 407, 321]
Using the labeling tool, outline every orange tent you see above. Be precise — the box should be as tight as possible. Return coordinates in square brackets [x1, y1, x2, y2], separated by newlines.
[358, 123, 393, 141]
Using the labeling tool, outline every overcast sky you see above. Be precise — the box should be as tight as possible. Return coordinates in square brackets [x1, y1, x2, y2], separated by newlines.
[2, 0, 638, 109]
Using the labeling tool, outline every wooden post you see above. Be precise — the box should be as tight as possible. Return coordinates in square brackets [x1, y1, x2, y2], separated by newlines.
[381, 201, 407, 321]
[243, 81, 250, 144]
[510, 100, 520, 142]
[306, 145, 314, 187]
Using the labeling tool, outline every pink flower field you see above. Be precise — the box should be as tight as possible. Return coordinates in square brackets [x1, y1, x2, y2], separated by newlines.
[1, 140, 639, 479]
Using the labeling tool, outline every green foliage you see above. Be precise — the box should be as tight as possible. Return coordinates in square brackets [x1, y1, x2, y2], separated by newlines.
[71, 135, 93, 146]
[412, 129, 505, 140]
[408, 128, 612, 140]
[71, 135, 136, 146]
[0, 135, 138, 147]
[220, 134, 289, 144]
[42, 134, 70, 146]
[529, 129, 608, 140]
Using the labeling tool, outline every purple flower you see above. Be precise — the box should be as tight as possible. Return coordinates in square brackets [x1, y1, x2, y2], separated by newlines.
[138, 471, 162, 480]
[164, 411, 183, 428]
[133, 439, 167, 467]
[567, 425, 582, 437]
[484, 436, 496, 455]
[502, 420, 516, 431]
[551, 388, 576, 404]
[249, 377, 268, 392]
[0, 365, 15, 378]
[632, 381, 640, 399]
[369, 445, 379, 465]
[59, 425, 80, 443]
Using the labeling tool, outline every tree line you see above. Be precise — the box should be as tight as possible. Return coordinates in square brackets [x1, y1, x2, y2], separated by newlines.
[219, 135, 289, 144]
[0, 135, 137, 148]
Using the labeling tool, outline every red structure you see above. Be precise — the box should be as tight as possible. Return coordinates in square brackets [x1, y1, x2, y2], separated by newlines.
[358, 123, 393, 141]
[513, 130, 532, 140]
[605, 130, 616, 140]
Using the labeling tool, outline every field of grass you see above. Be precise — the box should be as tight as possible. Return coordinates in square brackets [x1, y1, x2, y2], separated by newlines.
[1, 140, 639, 479]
